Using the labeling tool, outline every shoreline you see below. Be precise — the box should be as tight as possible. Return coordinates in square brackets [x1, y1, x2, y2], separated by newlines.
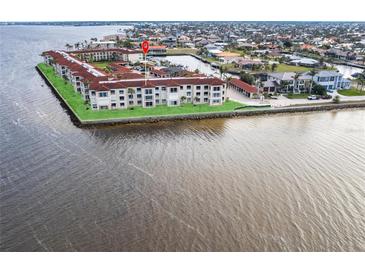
[36, 65, 365, 127]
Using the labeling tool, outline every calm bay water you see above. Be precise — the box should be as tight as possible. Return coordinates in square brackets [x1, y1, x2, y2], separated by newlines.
[0, 26, 365, 251]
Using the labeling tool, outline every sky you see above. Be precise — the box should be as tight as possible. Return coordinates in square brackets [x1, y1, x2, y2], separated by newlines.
[1, 0, 364, 21]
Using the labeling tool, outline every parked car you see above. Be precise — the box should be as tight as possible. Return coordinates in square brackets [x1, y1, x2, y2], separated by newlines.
[321, 95, 332, 99]
[307, 95, 319, 100]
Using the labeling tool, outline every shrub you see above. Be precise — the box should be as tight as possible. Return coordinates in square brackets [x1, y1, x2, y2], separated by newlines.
[312, 84, 327, 96]
[333, 95, 340, 104]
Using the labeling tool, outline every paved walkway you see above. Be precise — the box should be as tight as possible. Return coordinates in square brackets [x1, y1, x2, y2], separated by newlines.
[227, 88, 365, 108]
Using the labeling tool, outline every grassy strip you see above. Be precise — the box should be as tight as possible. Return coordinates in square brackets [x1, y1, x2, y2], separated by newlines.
[285, 93, 311, 99]
[90, 61, 112, 69]
[37, 63, 246, 120]
[338, 89, 365, 96]
[166, 48, 198, 55]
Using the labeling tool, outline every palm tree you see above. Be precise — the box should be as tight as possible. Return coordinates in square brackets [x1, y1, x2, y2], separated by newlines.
[224, 75, 232, 95]
[193, 96, 199, 106]
[280, 80, 290, 93]
[65, 43, 72, 51]
[357, 73, 365, 91]
[219, 65, 228, 80]
[180, 96, 187, 105]
[293, 72, 301, 93]
[127, 88, 135, 96]
[308, 69, 317, 94]
[271, 63, 278, 72]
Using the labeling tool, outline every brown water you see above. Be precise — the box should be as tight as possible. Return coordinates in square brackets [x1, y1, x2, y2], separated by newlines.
[1, 26, 365, 251]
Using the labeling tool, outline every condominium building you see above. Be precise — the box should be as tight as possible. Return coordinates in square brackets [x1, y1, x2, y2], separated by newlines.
[42, 50, 226, 110]
[69, 48, 143, 63]
[88, 77, 225, 110]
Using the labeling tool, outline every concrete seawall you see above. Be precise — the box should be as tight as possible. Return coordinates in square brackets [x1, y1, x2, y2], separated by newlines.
[79, 102, 365, 127]
[36, 65, 365, 128]
[36, 65, 83, 126]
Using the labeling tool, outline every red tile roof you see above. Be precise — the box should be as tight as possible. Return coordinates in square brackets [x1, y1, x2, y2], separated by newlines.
[43, 50, 225, 93]
[69, 48, 142, 54]
[229, 78, 257, 93]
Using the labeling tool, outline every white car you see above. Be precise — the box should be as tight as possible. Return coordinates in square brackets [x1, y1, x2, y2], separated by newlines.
[307, 95, 318, 100]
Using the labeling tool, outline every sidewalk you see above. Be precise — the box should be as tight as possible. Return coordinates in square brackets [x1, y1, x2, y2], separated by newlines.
[227, 88, 365, 108]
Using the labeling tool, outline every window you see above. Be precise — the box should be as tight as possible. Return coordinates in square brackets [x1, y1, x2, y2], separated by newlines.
[204, 92, 209, 96]
[111, 90, 115, 95]
[145, 89, 153, 94]
[119, 90, 124, 94]
[145, 95, 153, 100]
[212, 99, 221, 104]
[129, 101, 134, 105]
[213, 86, 221, 91]
[128, 94, 133, 99]
[155, 93, 160, 97]
[137, 94, 142, 98]
[137, 100, 142, 105]
[99, 92, 107, 97]
[91, 91, 96, 96]
[155, 99, 160, 104]
[187, 92, 191, 96]
[187, 85, 191, 90]
[120, 102, 125, 107]
[137, 88, 141, 92]
[155, 87, 160, 91]
[92, 104, 97, 109]
[119, 96, 124, 100]
[162, 99, 167, 104]
[170, 87, 178, 93]
[111, 103, 116, 107]
[196, 86, 201, 90]
[196, 92, 201, 96]
[162, 87, 166, 91]
[204, 85, 209, 90]
[145, 101, 153, 107]
[171, 100, 178, 105]
[100, 106, 108, 110]
[213, 92, 220, 97]
[180, 86, 184, 90]
[204, 98, 208, 102]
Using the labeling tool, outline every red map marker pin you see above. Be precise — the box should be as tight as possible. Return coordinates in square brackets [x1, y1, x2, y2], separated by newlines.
[142, 40, 150, 54]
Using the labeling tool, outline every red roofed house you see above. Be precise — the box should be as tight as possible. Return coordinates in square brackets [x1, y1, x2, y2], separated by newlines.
[228, 78, 258, 98]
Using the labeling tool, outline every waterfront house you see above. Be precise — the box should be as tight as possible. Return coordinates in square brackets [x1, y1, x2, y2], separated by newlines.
[264, 70, 351, 93]
[312, 70, 351, 91]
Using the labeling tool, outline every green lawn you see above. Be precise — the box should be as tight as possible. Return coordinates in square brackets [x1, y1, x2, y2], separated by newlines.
[90, 61, 112, 70]
[273, 64, 312, 73]
[269, 64, 336, 73]
[37, 63, 246, 121]
[285, 93, 311, 99]
[338, 89, 365, 96]
[166, 48, 198, 55]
